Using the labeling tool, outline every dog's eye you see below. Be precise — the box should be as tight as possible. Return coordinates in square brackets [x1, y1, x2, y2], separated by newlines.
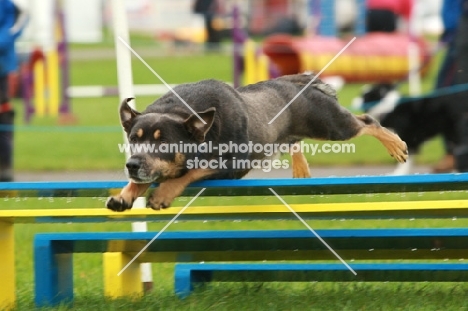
[129, 136, 137, 143]
[160, 140, 167, 145]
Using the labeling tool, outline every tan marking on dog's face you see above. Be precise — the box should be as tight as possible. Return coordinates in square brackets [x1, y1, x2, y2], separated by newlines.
[144, 153, 186, 182]
[154, 129, 161, 140]
[136, 128, 143, 138]
[174, 153, 186, 166]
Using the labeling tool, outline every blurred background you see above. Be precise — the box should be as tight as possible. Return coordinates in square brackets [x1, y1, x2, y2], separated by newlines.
[3, 0, 451, 179]
[15, 0, 443, 44]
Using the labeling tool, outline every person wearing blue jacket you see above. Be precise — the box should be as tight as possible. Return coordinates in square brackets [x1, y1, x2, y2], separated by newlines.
[452, 0, 468, 171]
[433, 0, 468, 172]
[0, 0, 27, 181]
[435, 0, 462, 88]
[455, 0, 468, 85]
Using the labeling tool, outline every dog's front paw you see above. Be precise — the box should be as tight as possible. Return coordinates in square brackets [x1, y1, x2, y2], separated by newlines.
[146, 191, 174, 210]
[146, 182, 184, 210]
[106, 196, 133, 212]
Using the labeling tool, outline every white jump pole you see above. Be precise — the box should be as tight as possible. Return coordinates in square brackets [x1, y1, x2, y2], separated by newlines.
[407, 0, 422, 96]
[111, 0, 153, 292]
[408, 43, 422, 95]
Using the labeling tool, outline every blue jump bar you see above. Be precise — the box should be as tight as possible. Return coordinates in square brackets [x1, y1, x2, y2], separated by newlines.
[1, 173, 468, 197]
[1, 173, 468, 189]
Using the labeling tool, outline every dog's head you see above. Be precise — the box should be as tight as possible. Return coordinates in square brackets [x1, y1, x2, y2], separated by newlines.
[119, 98, 216, 183]
[351, 83, 398, 116]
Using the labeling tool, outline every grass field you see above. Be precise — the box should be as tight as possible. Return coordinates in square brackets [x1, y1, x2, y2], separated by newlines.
[6, 38, 468, 310]
[9, 191, 468, 310]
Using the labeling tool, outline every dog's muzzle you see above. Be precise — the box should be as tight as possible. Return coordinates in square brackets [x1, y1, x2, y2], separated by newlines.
[125, 157, 141, 175]
[125, 157, 159, 183]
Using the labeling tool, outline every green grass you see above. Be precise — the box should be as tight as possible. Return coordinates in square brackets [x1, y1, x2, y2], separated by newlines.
[8, 180, 467, 310]
[8, 191, 468, 310]
[18, 278, 468, 311]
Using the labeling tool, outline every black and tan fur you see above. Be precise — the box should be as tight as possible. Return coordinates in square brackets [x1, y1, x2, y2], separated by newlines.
[106, 74, 408, 212]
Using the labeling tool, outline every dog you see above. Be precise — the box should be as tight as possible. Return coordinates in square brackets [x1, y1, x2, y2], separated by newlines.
[352, 83, 468, 174]
[106, 74, 408, 212]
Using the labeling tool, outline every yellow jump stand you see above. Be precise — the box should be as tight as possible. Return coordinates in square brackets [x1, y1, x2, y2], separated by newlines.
[244, 39, 270, 85]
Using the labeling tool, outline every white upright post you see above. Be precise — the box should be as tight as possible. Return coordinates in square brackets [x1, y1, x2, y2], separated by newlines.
[111, 0, 153, 292]
[407, 1, 422, 96]
[408, 42, 422, 95]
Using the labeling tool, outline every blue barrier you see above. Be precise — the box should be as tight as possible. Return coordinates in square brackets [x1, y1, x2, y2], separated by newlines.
[34, 228, 468, 305]
[2, 173, 468, 307]
[174, 263, 468, 298]
[2, 173, 468, 197]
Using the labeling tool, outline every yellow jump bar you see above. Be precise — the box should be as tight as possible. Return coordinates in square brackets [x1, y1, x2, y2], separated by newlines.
[1, 200, 468, 223]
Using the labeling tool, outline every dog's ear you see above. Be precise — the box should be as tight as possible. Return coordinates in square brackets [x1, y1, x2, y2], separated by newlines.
[184, 107, 216, 143]
[119, 98, 140, 133]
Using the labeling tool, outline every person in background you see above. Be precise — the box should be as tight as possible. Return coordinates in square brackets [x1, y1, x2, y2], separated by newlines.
[454, 0, 468, 85]
[435, 0, 461, 89]
[365, 0, 413, 33]
[432, 0, 467, 172]
[193, 0, 221, 50]
[451, 0, 468, 171]
[0, 0, 28, 181]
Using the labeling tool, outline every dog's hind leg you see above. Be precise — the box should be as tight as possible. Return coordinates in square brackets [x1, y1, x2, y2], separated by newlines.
[290, 143, 311, 178]
[354, 114, 408, 163]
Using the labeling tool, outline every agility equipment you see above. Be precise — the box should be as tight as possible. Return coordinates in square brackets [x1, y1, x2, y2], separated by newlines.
[263, 33, 429, 82]
[2, 174, 468, 307]
[22, 2, 71, 123]
[234, 0, 429, 85]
